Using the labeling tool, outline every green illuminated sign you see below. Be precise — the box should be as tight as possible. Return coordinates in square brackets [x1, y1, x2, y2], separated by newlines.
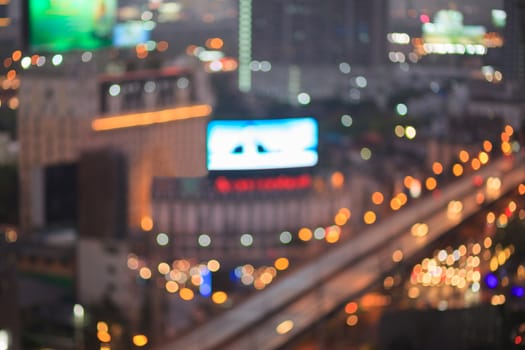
[29, 0, 117, 53]
[422, 10, 486, 45]
[492, 9, 506, 28]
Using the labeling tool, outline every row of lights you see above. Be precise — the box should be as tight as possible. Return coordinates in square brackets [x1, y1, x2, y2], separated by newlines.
[74, 304, 148, 348]
[96, 320, 148, 348]
[340, 188, 523, 332]
[144, 126, 513, 256]
[404, 190, 524, 311]
[0, 35, 173, 109]
[128, 251, 292, 302]
[334, 125, 520, 328]
[127, 124, 518, 335]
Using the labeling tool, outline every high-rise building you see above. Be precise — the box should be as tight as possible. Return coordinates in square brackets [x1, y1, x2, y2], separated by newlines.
[17, 55, 215, 234]
[250, 0, 387, 66]
[503, 0, 525, 83]
[239, 0, 388, 98]
[0, 0, 20, 50]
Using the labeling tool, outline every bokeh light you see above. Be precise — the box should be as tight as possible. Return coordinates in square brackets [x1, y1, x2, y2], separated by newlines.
[207, 259, 221, 272]
[156, 233, 169, 246]
[179, 288, 195, 301]
[280, 231, 292, 244]
[396, 103, 408, 116]
[298, 228, 312, 242]
[132, 334, 148, 347]
[432, 162, 443, 175]
[198, 234, 212, 247]
[360, 147, 372, 160]
[274, 257, 290, 271]
[363, 211, 377, 225]
[240, 233, 254, 247]
[371, 191, 384, 205]
[140, 216, 153, 231]
[212, 291, 228, 304]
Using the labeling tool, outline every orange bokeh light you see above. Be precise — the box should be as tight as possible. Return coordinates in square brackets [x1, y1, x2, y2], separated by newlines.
[211, 291, 228, 304]
[157, 41, 169, 52]
[331, 171, 345, 188]
[345, 302, 358, 314]
[363, 211, 377, 225]
[97, 331, 111, 343]
[371, 191, 384, 205]
[505, 125, 514, 136]
[6, 69, 16, 80]
[425, 177, 437, 191]
[274, 257, 290, 271]
[471, 158, 481, 170]
[501, 142, 512, 155]
[206, 37, 224, 50]
[325, 226, 340, 244]
[432, 161, 443, 175]
[141, 216, 153, 231]
[458, 150, 469, 163]
[483, 140, 493, 152]
[334, 212, 348, 226]
[403, 176, 414, 189]
[179, 288, 195, 301]
[11, 50, 22, 62]
[132, 334, 148, 347]
[452, 163, 464, 177]
[298, 227, 313, 241]
[92, 104, 212, 131]
[390, 197, 401, 211]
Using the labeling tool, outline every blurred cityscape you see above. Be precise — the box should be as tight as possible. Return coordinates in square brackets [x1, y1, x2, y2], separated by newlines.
[1, 0, 525, 349]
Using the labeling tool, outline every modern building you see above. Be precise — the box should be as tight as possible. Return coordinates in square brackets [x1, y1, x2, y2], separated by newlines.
[150, 173, 365, 263]
[239, 0, 388, 99]
[0, 0, 21, 49]
[16, 54, 215, 340]
[17, 54, 215, 235]
[503, 0, 525, 84]
[250, 0, 387, 66]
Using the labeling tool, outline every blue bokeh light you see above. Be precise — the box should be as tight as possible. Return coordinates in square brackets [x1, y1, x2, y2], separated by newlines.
[511, 285, 524, 298]
[484, 273, 498, 289]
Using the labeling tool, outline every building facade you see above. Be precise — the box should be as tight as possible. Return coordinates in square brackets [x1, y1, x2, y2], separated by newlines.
[503, 0, 525, 83]
[251, 0, 387, 66]
[151, 179, 358, 262]
[239, 0, 388, 98]
[17, 55, 215, 234]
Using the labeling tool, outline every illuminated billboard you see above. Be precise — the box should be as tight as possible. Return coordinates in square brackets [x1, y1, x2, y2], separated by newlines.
[423, 10, 486, 44]
[207, 118, 318, 171]
[416, 9, 503, 55]
[27, 0, 117, 52]
[112, 21, 150, 48]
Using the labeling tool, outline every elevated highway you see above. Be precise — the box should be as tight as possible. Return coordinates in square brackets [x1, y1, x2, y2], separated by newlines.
[157, 156, 525, 350]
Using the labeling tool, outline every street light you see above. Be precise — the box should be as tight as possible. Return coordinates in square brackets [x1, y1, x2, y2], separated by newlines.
[73, 304, 85, 350]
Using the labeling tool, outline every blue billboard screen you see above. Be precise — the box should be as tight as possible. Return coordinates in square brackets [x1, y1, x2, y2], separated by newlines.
[112, 21, 150, 47]
[207, 118, 318, 171]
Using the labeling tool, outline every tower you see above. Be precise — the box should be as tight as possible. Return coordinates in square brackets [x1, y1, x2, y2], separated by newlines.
[240, 0, 388, 98]
[503, 0, 525, 84]
[250, 0, 387, 66]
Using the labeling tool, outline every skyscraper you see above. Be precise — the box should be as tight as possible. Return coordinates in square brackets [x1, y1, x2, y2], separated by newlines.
[0, 0, 20, 51]
[503, 0, 525, 83]
[250, 0, 387, 66]
[239, 0, 387, 98]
